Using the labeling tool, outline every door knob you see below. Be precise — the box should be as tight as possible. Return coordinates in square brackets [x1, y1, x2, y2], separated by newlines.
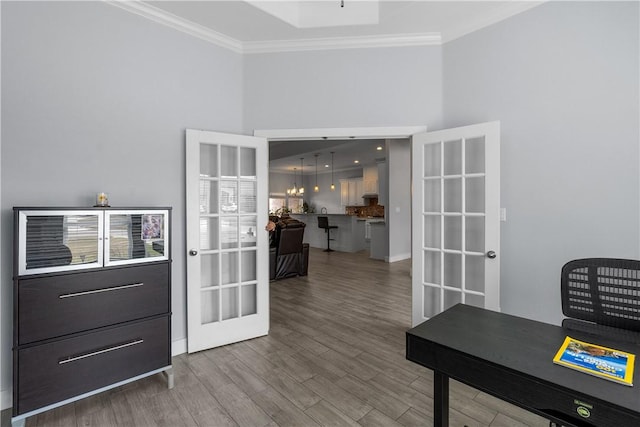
[487, 250, 497, 259]
[189, 249, 198, 256]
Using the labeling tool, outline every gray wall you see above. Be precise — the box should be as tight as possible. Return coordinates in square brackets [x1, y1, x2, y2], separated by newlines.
[443, 1, 640, 324]
[1, 1, 244, 399]
[244, 46, 443, 131]
[387, 139, 411, 261]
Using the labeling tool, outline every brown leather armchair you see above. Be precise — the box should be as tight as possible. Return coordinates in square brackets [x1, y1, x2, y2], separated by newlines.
[269, 219, 309, 280]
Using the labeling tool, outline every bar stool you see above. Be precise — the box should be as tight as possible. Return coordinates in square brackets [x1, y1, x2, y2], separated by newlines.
[317, 216, 338, 252]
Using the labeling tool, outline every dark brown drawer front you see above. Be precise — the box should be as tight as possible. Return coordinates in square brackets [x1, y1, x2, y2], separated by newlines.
[16, 316, 169, 415]
[18, 263, 170, 345]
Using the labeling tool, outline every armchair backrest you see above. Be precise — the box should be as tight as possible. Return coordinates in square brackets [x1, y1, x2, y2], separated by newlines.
[561, 258, 640, 332]
[277, 226, 305, 256]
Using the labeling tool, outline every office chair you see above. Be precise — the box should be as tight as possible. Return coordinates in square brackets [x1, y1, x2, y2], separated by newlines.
[561, 258, 640, 334]
[552, 258, 640, 427]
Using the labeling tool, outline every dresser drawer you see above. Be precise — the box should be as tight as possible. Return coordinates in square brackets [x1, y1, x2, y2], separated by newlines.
[17, 263, 170, 345]
[16, 315, 170, 415]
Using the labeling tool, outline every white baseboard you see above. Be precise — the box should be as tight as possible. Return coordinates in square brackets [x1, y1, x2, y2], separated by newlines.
[172, 338, 187, 357]
[386, 253, 411, 263]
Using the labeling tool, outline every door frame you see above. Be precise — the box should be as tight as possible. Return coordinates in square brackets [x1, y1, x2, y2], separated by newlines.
[254, 126, 427, 141]
[255, 125, 427, 268]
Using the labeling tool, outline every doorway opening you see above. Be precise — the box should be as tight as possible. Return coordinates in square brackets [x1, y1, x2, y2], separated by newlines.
[256, 126, 423, 263]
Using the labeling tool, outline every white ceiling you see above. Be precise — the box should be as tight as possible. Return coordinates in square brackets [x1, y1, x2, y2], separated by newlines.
[135, 1, 543, 51]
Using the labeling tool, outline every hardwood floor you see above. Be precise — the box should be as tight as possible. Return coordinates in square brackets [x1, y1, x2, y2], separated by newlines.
[2, 249, 549, 427]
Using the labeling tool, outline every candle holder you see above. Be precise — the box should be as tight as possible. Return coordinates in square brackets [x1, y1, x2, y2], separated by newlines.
[95, 192, 110, 207]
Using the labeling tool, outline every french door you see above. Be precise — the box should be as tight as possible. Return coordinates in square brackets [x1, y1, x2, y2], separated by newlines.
[411, 122, 500, 326]
[186, 130, 269, 353]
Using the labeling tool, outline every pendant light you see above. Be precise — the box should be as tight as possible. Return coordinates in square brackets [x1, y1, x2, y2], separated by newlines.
[314, 154, 320, 192]
[287, 167, 298, 196]
[330, 152, 336, 191]
[299, 158, 305, 195]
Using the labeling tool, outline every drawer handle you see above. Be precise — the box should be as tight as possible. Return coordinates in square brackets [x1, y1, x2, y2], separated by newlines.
[59, 339, 144, 365]
[59, 282, 144, 299]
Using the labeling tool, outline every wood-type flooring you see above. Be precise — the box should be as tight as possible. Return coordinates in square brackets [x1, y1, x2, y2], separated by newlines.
[2, 249, 549, 427]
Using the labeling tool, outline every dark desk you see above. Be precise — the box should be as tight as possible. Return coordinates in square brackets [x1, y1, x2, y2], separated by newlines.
[406, 304, 640, 427]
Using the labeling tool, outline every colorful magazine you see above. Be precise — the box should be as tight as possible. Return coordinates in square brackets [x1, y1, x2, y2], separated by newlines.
[553, 336, 635, 386]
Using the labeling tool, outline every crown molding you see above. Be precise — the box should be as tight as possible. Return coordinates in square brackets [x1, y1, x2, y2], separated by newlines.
[255, 126, 427, 141]
[106, 1, 440, 54]
[243, 33, 441, 54]
[106, 1, 243, 53]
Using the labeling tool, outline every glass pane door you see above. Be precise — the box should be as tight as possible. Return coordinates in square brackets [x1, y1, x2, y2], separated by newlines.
[186, 130, 268, 353]
[199, 144, 258, 326]
[412, 122, 500, 326]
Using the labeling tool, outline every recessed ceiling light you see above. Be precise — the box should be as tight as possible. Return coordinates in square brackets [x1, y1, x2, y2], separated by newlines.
[376, 146, 383, 151]
[354, 160, 359, 164]
[325, 164, 329, 168]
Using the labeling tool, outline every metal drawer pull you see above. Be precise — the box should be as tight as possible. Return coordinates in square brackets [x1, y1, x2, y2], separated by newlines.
[59, 282, 144, 299]
[59, 339, 144, 365]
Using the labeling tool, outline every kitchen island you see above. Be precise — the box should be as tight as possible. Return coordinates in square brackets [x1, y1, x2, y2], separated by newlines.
[369, 221, 388, 260]
[289, 214, 366, 252]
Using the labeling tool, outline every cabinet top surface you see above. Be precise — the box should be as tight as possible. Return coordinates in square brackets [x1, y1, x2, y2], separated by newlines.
[14, 207, 172, 211]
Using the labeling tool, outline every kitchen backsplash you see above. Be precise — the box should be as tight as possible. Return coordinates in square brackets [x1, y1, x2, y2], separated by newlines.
[345, 198, 385, 217]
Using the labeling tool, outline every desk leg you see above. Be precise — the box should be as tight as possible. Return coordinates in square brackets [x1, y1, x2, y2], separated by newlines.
[434, 371, 449, 427]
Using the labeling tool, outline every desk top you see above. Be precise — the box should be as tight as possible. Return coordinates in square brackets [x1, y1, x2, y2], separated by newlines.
[407, 304, 640, 414]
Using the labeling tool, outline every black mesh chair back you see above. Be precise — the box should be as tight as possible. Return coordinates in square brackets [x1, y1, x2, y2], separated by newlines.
[561, 258, 640, 332]
[318, 216, 329, 229]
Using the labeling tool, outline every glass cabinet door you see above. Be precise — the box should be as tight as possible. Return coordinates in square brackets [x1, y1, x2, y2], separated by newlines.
[104, 210, 170, 266]
[17, 210, 104, 276]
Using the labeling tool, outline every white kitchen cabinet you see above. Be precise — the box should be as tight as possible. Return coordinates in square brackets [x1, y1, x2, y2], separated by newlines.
[340, 178, 364, 206]
[363, 165, 378, 196]
[340, 179, 349, 206]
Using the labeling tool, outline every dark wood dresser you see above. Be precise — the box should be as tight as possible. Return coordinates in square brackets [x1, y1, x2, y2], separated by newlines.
[12, 208, 173, 427]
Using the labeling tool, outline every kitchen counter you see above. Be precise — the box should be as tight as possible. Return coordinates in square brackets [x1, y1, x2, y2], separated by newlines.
[289, 214, 367, 252]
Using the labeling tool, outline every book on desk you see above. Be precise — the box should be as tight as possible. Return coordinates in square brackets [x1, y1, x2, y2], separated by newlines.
[553, 336, 635, 386]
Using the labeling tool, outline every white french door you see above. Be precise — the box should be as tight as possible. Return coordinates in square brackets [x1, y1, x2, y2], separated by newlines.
[411, 122, 500, 327]
[186, 129, 269, 353]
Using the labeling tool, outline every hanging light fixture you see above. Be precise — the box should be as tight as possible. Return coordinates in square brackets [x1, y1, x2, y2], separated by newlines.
[330, 151, 336, 191]
[287, 167, 298, 196]
[314, 154, 320, 192]
[299, 158, 305, 195]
